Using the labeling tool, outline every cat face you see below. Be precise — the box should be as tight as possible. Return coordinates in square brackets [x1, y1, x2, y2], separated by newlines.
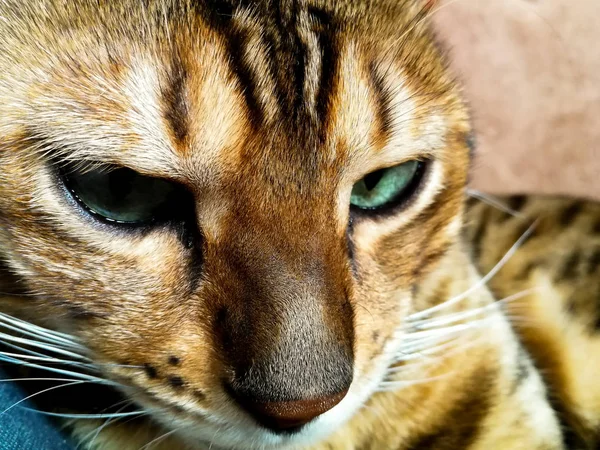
[0, 1, 469, 448]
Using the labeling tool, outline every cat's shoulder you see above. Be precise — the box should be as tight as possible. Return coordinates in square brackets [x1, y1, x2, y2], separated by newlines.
[465, 193, 600, 448]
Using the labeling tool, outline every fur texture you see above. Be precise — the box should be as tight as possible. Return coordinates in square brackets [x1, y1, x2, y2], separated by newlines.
[0, 1, 597, 449]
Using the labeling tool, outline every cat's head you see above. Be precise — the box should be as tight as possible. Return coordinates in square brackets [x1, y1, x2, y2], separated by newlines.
[0, 0, 469, 448]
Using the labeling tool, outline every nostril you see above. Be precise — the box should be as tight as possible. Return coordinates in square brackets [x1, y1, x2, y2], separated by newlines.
[231, 389, 349, 433]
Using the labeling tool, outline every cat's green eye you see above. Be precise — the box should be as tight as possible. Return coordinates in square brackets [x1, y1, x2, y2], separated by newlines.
[63, 166, 181, 224]
[350, 160, 422, 210]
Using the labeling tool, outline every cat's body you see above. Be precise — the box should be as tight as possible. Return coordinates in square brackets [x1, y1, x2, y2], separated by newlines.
[0, 1, 597, 449]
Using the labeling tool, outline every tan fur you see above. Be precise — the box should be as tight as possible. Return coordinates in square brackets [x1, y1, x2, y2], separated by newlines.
[0, 1, 596, 449]
[465, 196, 600, 448]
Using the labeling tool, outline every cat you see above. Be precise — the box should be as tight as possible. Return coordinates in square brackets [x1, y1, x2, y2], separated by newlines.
[0, 0, 598, 449]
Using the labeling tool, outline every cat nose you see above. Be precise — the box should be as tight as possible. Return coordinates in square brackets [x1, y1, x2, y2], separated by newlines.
[232, 389, 349, 432]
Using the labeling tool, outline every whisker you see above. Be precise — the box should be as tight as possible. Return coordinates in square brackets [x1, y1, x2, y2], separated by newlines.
[391, 332, 487, 371]
[408, 288, 537, 330]
[400, 319, 490, 341]
[408, 303, 497, 331]
[466, 189, 526, 218]
[81, 401, 136, 450]
[21, 407, 147, 420]
[0, 320, 85, 352]
[387, 323, 487, 364]
[0, 340, 142, 372]
[0, 380, 86, 415]
[393, 333, 460, 357]
[0, 377, 80, 383]
[0, 331, 88, 360]
[0, 338, 71, 360]
[0, 312, 81, 344]
[392, 337, 464, 364]
[139, 427, 180, 450]
[0, 351, 98, 369]
[409, 220, 539, 320]
[0, 353, 121, 385]
[505, 316, 545, 328]
[377, 373, 453, 392]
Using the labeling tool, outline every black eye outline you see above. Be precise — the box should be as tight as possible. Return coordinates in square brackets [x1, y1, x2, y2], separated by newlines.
[349, 159, 430, 217]
[58, 163, 196, 230]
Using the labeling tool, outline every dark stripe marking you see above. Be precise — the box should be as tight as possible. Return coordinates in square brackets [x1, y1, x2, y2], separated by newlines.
[559, 202, 583, 227]
[507, 195, 527, 213]
[168, 375, 185, 390]
[470, 205, 490, 263]
[556, 251, 582, 281]
[198, 0, 265, 127]
[587, 248, 600, 275]
[368, 61, 393, 143]
[403, 367, 494, 450]
[415, 241, 452, 277]
[162, 55, 189, 145]
[515, 260, 539, 281]
[309, 6, 339, 140]
[593, 219, 600, 234]
[497, 195, 527, 224]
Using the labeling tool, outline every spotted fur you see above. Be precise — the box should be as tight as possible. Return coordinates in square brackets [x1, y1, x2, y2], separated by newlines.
[0, 1, 596, 449]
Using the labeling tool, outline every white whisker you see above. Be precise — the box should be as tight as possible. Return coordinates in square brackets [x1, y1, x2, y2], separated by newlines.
[0, 312, 81, 344]
[377, 373, 453, 392]
[81, 401, 136, 449]
[0, 380, 86, 415]
[0, 318, 84, 351]
[208, 426, 223, 450]
[21, 408, 147, 420]
[139, 427, 180, 450]
[391, 332, 488, 371]
[0, 338, 68, 359]
[467, 189, 525, 218]
[0, 351, 96, 368]
[410, 220, 539, 321]
[408, 289, 537, 330]
[0, 377, 79, 383]
[0, 331, 88, 360]
[0, 340, 141, 371]
[401, 319, 490, 341]
[0, 353, 120, 385]
[393, 334, 458, 357]
[392, 338, 463, 364]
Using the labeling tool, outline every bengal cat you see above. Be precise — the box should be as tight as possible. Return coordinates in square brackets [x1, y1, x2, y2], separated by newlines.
[0, 1, 598, 449]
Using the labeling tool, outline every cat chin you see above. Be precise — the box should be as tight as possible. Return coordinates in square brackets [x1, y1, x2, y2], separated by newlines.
[144, 392, 359, 450]
[166, 393, 361, 450]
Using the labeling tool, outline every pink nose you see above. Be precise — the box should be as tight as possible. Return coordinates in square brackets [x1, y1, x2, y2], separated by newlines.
[235, 389, 349, 432]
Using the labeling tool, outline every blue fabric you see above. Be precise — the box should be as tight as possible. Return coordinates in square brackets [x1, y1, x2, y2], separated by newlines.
[0, 367, 74, 450]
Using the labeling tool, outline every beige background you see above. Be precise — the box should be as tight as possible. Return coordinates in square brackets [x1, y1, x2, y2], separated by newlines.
[432, 0, 600, 201]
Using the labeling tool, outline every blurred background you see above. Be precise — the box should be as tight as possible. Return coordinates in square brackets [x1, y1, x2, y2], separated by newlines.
[432, 0, 600, 201]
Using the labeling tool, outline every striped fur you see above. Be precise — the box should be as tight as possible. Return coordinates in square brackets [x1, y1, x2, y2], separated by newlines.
[0, 1, 595, 449]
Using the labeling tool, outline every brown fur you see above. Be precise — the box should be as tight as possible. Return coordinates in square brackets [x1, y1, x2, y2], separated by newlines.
[0, 1, 595, 449]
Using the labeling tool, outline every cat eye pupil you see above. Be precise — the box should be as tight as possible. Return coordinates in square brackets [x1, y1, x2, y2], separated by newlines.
[363, 170, 384, 191]
[107, 170, 135, 198]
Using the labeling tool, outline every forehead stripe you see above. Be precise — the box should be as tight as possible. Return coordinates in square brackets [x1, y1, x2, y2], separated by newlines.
[196, 0, 265, 128]
[162, 53, 189, 147]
